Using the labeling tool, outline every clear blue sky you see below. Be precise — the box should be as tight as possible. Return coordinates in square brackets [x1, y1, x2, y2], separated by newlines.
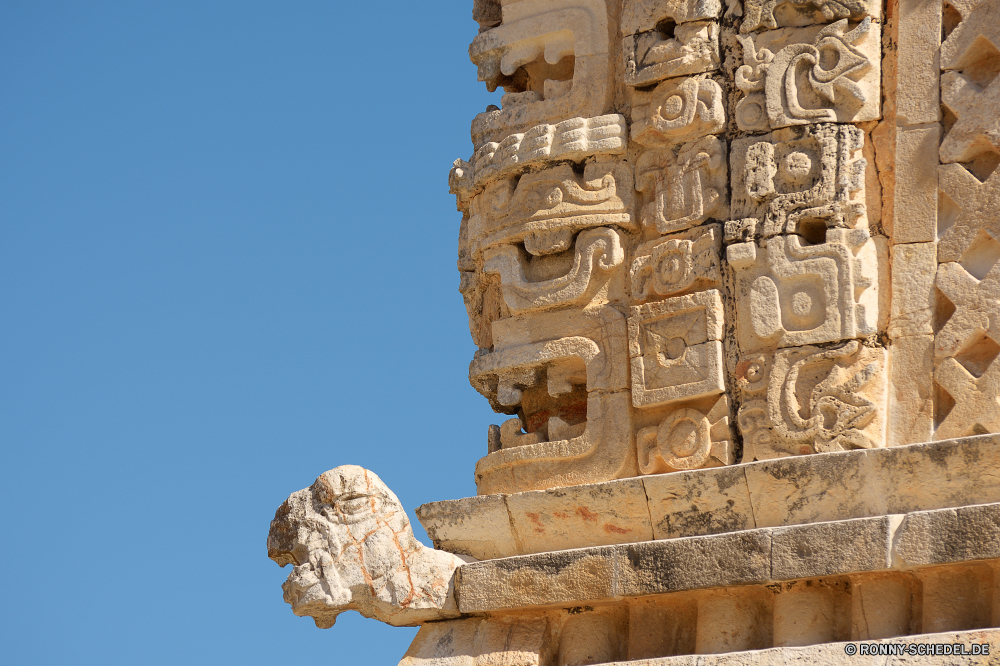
[0, 3, 504, 663]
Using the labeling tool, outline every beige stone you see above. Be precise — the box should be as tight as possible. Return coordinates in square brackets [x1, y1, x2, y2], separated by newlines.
[850, 573, 917, 640]
[644, 464, 755, 539]
[935, 259, 1000, 357]
[628, 290, 726, 408]
[621, 0, 722, 36]
[888, 242, 936, 337]
[630, 223, 723, 303]
[895, 503, 1000, 567]
[772, 578, 851, 647]
[740, 0, 879, 33]
[727, 232, 880, 353]
[920, 563, 995, 633]
[634, 137, 728, 234]
[628, 594, 698, 659]
[636, 393, 733, 473]
[625, 22, 721, 87]
[886, 335, 935, 447]
[630, 77, 726, 147]
[730, 124, 868, 238]
[505, 477, 654, 553]
[884, 125, 940, 244]
[468, 0, 611, 147]
[771, 516, 894, 580]
[881, 0, 942, 125]
[467, 161, 635, 256]
[416, 494, 517, 561]
[938, 163, 1000, 265]
[558, 611, 624, 665]
[400, 615, 553, 666]
[735, 19, 882, 131]
[695, 587, 773, 654]
[267, 466, 465, 628]
[483, 227, 625, 314]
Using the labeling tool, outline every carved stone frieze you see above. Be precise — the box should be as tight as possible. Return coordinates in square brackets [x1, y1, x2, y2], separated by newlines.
[483, 226, 625, 314]
[637, 393, 733, 473]
[735, 18, 881, 130]
[935, 355, 1000, 441]
[468, 0, 611, 147]
[631, 77, 726, 146]
[635, 136, 729, 234]
[730, 123, 867, 238]
[628, 290, 726, 408]
[450, 114, 628, 205]
[467, 161, 635, 256]
[727, 229, 879, 352]
[739, 0, 878, 34]
[736, 340, 886, 461]
[630, 223, 723, 302]
[938, 164, 1000, 264]
[935, 260, 1000, 359]
[621, 0, 723, 36]
[624, 21, 721, 87]
[469, 306, 635, 494]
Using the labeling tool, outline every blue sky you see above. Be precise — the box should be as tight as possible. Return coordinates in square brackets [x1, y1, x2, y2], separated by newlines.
[0, 3, 504, 663]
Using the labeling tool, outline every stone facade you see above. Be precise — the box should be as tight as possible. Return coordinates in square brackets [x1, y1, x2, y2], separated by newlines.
[267, 0, 1000, 662]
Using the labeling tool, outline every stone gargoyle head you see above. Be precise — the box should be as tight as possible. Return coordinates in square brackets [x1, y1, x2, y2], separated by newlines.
[267, 465, 466, 628]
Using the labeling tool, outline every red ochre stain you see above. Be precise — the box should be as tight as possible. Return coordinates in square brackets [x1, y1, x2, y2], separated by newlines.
[553, 511, 570, 519]
[604, 523, 631, 535]
[734, 359, 752, 380]
[576, 506, 599, 522]
[526, 512, 545, 533]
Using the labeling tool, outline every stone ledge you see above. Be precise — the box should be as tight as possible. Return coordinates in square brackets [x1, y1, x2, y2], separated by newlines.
[418, 434, 1000, 561]
[601, 629, 999, 665]
[456, 503, 1000, 613]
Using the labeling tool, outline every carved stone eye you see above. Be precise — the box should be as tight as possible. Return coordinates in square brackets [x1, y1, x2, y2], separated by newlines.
[784, 151, 812, 178]
[660, 94, 684, 119]
[746, 362, 763, 382]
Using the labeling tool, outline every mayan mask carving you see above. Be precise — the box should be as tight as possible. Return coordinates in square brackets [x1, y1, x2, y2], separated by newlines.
[624, 21, 721, 86]
[635, 136, 728, 234]
[736, 341, 886, 461]
[740, 0, 875, 34]
[636, 394, 732, 473]
[630, 223, 723, 302]
[735, 18, 879, 130]
[631, 77, 726, 146]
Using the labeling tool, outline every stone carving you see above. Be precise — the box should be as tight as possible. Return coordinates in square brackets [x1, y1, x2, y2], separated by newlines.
[621, 0, 723, 36]
[727, 228, 879, 352]
[450, 114, 628, 202]
[630, 223, 723, 302]
[938, 164, 1000, 264]
[466, 161, 634, 256]
[628, 290, 726, 408]
[735, 19, 880, 130]
[635, 136, 729, 233]
[935, 260, 1000, 359]
[637, 394, 733, 473]
[740, 0, 876, 34]
[935, 355, 1000, 441]
[631, 77, 726, 146]
[731, 123, 867, 238]
[624, 21, 721, 87]
[267, 466, 466, 628]
[469, 306, 635, 494]
[939, 0, 1000, 169]
[736, 341, 886, 461]
[468, 0, 611, 147]
[483, 227, 624, 314]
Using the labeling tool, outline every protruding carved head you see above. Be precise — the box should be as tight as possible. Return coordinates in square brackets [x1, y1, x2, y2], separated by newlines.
[267, 466, 464, 628]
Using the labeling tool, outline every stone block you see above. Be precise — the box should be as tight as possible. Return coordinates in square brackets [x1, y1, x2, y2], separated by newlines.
[695, 587, 773, 654]
[635, 393, 733, 473]
[625, 22, 720, 87]
[882, 0, 942, 124]
[886, 335, 935, 447]
[630, 77, 725, 147]
[771, 516, 894, 580]
[416, 494, 517, 561]
[739, 0, 879, 33]
[920, 563, 996, 634]
[888, 243, 936, 337]
[633, 139, 728, 234]
[630, 224, 723, 303]
[628, 593, 699, 659]
[885, 126, 940, 244]
[505, 477, 654, 554]
[734, 19, 881, 131]
[772, 578, 852, 647]
[894, 503, 1000, 567]
[621, 0, 722, 36]
[938, 163, 1000, 265]
[850, 572, 917, 640]
[644, 464, 754, 540]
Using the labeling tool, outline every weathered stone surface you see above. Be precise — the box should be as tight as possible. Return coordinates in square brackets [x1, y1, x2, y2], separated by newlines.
[621, 0, 722, 36]
[882, 126, 939, 244]
[631, 77, 725, 146]
[735, 19, 881, 131]
[894, 502, 1000, 567]
[881, 0, 942, 125]
[771, 516, 894, 579]
[625, 21, 721, 87]
[938, 163, 1000, 264]
[740, 0, 879, 33]
[505, 476, 654, 553]
[888, 242, 936, 337]
[636, 393, 733, 473]
[267, 466, 465, 628]
[399, 615, 553, 665]
[416, 494, 517, 561]
[643, 464, 755, 539]
[634, 138, 728, 233]
[630, 224, 723, 303]
[886, 335, 935, 447]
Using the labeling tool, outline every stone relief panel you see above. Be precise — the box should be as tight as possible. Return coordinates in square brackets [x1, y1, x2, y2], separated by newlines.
[628, 290, 726, 408]
[738, 0, 878, 34]
[636, 393, 733, 473]
[630, 223, 723, 303]
[938, 163, 1000, 265]
[621, 0, 723, 36]
[468, 0, 612, 147]
[730, 123, 868, 239]
[734, 18, 881, 131]
[726, 228, 879, 352]
[625, 21, 721, 87]
[631, 77, 726, 146]
[635, 136, 729, 234]
[735, 340, 886, 460]
[468, 306, 636, 494]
